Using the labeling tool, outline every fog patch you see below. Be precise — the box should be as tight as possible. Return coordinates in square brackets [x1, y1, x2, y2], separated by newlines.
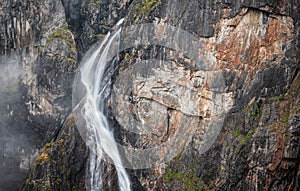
[0, 59, 22, 92]
[0, 56, 38, 191]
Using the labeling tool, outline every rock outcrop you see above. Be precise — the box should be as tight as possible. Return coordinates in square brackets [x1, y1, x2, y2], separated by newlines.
[0, 0, 77, 190]
[22, 114, 88, 191]
[0, 0, 299, 190]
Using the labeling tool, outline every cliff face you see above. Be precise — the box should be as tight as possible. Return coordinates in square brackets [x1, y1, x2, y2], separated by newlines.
[0, 0, 77, 190]
[0, 0, 299, 191]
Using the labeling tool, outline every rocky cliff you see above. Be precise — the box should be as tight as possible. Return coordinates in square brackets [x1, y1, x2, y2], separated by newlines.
[0, 0, 299, 190]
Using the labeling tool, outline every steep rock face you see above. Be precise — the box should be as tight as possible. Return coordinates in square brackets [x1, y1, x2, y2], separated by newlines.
[0, 0, 298, 191]
[21, 114, 88, 191]
[0, 0, 76, 143]
[131, 0, 299, 37]
[112, 0, 300, 190]
[61, 0, 133, 56]
[0, 0, 77, 190]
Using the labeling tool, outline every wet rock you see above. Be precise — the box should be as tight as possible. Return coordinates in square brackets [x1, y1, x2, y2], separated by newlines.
[61, 0, 133, 56]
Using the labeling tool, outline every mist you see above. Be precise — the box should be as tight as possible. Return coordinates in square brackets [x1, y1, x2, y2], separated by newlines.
[0, 57, 38, 191]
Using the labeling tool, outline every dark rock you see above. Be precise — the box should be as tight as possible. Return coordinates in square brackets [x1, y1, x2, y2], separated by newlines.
[0, 0, 299, 190]
[21, 114, 88, 191]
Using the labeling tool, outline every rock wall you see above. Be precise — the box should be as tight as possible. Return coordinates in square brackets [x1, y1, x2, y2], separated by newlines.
[0, 0, 299, 190]
[22, 114, 88, 191]
[0, 0, 77, 190]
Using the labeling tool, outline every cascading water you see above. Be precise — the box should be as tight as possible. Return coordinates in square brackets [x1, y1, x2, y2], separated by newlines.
[78, 19, 131, 191]
[73, 17, 231, 191]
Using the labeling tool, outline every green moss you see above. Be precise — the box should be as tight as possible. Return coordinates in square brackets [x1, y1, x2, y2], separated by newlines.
[271, 95, 282, 100]
[45, 143, 52, 149]
[37, 45, 45, 52]
[163, 167, 211, 191]
[64, 57, 77, 64]
[133, 0, 159, 22]
[232, 129, 256, 155]
[250, 103, 260, 118]
[233, 128, 241, 138]
[241, 130, 255, 144]
[284, 131, 291, 137]
[125, 53, 134, 61]
[267, 94, 291, 133]
[45, 28, 75, 49]
[34, 178, 51, 191]
[25, 178, 32, 185]
[54, 178, 62, 185]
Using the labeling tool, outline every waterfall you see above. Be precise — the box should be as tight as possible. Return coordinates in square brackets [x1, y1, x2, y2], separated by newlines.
[79, 19, 131, 191]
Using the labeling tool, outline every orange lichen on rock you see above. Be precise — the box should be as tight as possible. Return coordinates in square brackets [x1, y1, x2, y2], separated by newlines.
[208, 8, 294, 81]
[36, 150, 51, 164]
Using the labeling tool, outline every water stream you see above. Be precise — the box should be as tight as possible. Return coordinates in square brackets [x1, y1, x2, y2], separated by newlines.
[79, 19, 131, 191]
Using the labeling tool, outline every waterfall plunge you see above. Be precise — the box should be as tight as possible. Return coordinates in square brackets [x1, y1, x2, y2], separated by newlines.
[79, 19, 131, 191]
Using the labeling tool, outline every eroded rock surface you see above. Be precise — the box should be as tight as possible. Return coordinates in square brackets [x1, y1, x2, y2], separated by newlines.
[0, 0, 77, 190]
[0, 0, 299, 190]
[21, 114, 88, 191]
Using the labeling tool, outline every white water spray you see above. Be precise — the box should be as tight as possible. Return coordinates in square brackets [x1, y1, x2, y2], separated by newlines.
[79, 19, 131, 191]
